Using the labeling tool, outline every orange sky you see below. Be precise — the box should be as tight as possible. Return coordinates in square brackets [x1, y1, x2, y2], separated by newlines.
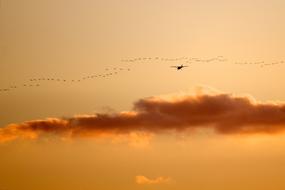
[1, 0, 285, 189]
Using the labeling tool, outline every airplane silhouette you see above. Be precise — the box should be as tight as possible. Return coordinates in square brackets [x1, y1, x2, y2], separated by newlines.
[171, 64, 189, 70]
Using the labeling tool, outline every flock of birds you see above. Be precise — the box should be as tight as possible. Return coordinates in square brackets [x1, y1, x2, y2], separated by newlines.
[0, 67, 130, 93]
[121, 55, 227, 64]
[234, 60, 285, 67]
[121, 55, 285, 68]
[1, 55, 285, 94]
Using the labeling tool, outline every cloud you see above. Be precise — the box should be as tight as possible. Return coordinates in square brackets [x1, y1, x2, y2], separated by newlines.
[1, 92, 285, 143]
[135, 175, 172, 185]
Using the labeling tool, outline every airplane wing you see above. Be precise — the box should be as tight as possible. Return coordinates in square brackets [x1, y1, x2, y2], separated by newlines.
[170, 66, 178, 68]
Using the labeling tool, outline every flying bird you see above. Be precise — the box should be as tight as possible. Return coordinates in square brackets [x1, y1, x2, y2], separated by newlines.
[171, 64, 189, 70]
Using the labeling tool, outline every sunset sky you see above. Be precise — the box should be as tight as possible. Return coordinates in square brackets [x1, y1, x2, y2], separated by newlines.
[1, 0, 285, 190]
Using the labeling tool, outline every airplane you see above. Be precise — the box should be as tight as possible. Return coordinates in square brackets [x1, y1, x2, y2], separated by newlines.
[171, 64, 189, 70]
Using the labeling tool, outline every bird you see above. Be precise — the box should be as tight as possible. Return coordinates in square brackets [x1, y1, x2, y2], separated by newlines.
[171, 64, 189, 70]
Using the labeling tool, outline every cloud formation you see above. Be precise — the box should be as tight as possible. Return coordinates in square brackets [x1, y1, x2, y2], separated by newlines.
[135, 175, 172, 185]
[1, 92, 285, 143]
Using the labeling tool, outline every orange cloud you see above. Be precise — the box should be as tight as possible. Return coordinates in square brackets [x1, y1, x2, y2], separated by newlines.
[135, 175, 172, 185]
[1, 92, 285, 143]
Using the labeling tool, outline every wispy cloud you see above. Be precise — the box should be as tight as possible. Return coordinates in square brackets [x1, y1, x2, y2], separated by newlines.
[135, 175, 172, 185]
[1, 92, 285, 143]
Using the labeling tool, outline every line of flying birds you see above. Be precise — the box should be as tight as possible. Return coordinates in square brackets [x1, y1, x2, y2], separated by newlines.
[121, 56, 227, 70]
[0, 67, 130, 93]
[1, 55, 285, 93]
[121, 55, 285, 69]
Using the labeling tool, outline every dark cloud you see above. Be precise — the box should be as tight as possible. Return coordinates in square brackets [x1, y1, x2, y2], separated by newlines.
[1, 93, 285, 142]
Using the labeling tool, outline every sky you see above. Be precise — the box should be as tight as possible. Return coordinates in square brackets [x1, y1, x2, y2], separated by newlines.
[1, 0, 285, 190]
